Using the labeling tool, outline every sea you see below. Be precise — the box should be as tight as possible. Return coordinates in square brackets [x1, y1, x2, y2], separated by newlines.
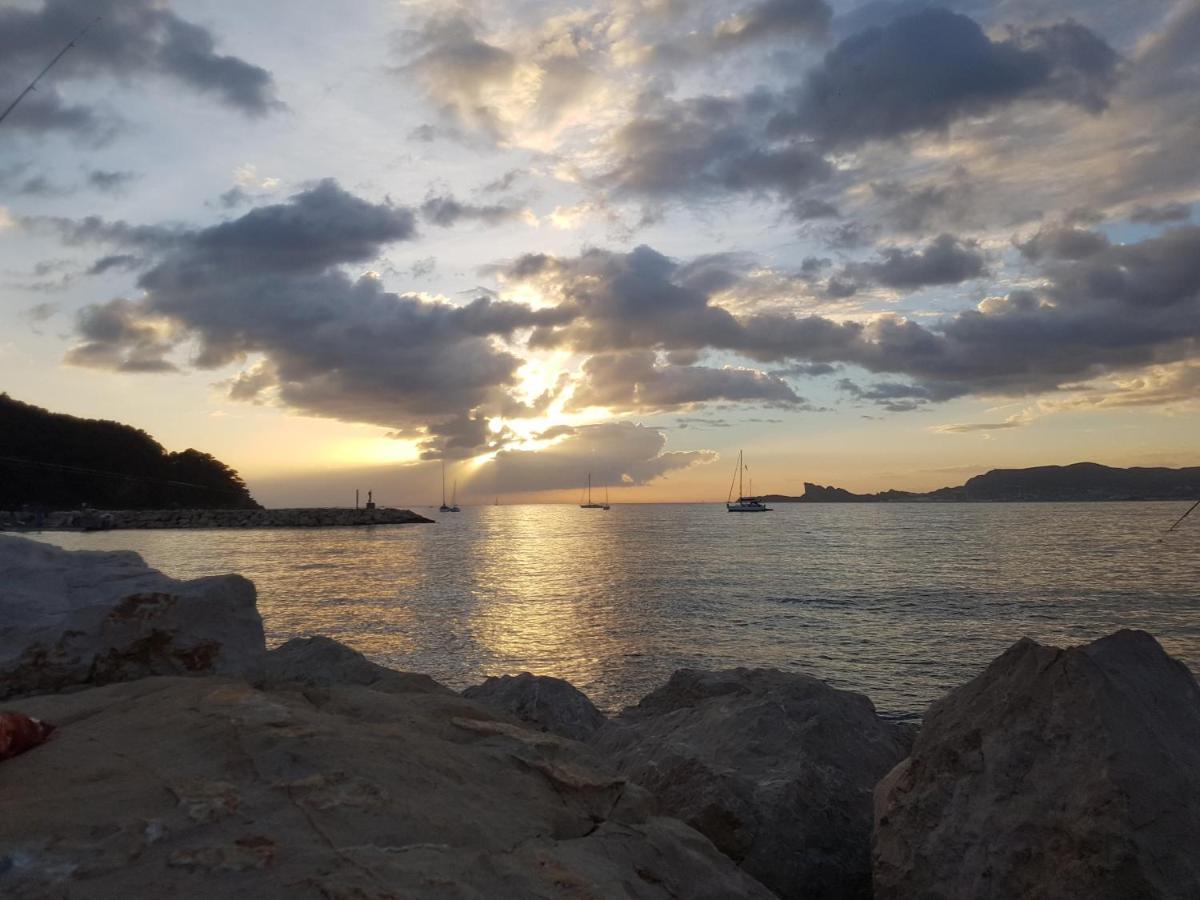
[28, 501, 1200, 719]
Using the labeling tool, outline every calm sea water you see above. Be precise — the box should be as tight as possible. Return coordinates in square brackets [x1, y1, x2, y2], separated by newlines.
[28, 502, 1200, 717]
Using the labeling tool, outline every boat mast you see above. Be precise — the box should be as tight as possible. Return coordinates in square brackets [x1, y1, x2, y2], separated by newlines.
[739, 450, 744, 499]
[587, 472, 592, 504]
[441, 460, 446, 507]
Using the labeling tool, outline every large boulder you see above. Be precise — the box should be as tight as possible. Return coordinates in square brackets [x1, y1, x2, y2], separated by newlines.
[263, 635, 452, 696]
[0, 534, 264, 699]
[0, 676, 776, 899]
[591, 667, 912, 899]
[873, 630, 1200, 899]
[462, 672, 607, 741]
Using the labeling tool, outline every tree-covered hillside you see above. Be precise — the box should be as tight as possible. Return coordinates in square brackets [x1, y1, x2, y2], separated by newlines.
[0, 394, 260, 510]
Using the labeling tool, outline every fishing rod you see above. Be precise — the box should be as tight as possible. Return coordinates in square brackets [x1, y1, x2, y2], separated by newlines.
[1165, 498, 1200, 534]
[0, 17, 102, 130]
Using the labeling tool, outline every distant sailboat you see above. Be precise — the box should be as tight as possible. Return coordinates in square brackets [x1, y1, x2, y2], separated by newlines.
[726, 450, 771, 512]
[439, 461, 460, 513]
[580, 473, 610, 510]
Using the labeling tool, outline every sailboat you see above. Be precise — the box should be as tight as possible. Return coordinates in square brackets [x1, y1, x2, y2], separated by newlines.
[439, 461, 460, 513]
[726, 450, 771, 512]
[580, 473, 610, 510]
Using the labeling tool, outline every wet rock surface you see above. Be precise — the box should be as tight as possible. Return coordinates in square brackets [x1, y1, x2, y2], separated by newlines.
[0, 676, 776, 899]
[873, 629, 1200, 900]
[0, 535, 264, 701]
[591, 667, 912, 900]
[463, 672, 607, 741]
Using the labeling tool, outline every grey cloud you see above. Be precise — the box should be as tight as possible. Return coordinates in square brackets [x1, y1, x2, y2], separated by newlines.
[0, 0, 280, 137]
[420, 194, 528, 228]
[777, 9, 1119, 146]
[86, 254, 145, 275]
[599, 92, 831, 207]
[569, 351, 806, 413]
[60, 181, 561, 458]
[848, 234, 986, 289]
[1130, 202, 1191, 224]
[1017, 225, 1110, 261]
[505, 229, 1200, 403]
[712, 0, 832, 50]
[469, 422, 717, 494]
[87, 169, 138, 194]
[66, 298, 178, 373]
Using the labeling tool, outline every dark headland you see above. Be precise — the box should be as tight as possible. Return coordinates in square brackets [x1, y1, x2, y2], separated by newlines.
[765, 462, 1200, 503]
[0, 394, 430, 529]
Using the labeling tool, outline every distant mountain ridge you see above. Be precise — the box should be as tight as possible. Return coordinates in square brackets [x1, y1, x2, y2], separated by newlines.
[0, 393, 260, 510]
[764, 463, 1200, 503]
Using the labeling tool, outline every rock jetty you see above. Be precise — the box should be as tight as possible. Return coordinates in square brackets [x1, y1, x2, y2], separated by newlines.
[7, 506, 432, 531]
[2, 533, 1199, 899]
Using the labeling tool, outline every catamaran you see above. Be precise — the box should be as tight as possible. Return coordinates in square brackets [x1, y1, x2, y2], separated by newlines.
[726, 450, 771, 512]
[439, 461, 460, 512]
[580, 473, 610, 510]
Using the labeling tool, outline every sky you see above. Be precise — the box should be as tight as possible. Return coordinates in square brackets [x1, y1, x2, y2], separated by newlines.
[1, 0, 1198, 507]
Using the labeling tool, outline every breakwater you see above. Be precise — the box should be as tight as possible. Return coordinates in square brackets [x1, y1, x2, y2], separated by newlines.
[4, 507, 432, 530]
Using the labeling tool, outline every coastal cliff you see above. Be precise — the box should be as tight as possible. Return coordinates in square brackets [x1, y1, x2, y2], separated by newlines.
[766, 462, 1200, 503]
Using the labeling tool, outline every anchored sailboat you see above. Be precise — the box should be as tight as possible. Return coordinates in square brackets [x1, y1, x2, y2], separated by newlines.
[580, 473, 610, 510]
[726, 450, 771, 512]
[439, 461, 460, 513]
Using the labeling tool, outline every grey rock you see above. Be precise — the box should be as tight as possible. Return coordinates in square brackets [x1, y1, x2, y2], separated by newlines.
[263, 635, 452, 696]
[591, 667, 911, 900]
[462, 672, 607, 741]
[873, 629, 1200, 900]
[0, 534, 264, 700]
[0, 676, 776, 899]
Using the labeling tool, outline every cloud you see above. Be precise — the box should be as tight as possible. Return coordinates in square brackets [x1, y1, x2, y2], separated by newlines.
[569, 351, 806, 413]
[420, 194, 533, 228]
[469, 421, 717, 494]
[1129, 202, 1191, 224]
[711, 0, 832, 50]
[502, 227, 1200, 404]
[0, 0, 281, 137]
[776, 9, 1119, 147]
[59, 180, 567, 457]
[87, 169, 138, 194]
[1016, 225, 1110, 261]
[847, 234, 986, 289]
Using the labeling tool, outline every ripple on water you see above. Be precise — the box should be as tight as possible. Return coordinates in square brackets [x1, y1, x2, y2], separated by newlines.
[27, 501, 1200, 716]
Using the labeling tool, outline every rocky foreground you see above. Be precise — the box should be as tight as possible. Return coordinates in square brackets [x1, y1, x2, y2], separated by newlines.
[4, 506, 432, 531]
[1, 534, 1198, 899]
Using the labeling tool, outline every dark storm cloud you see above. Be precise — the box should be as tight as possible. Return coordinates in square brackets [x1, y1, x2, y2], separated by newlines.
[0, 0, 280, 137]
[569, 351, 806, 413]
[419, 194, 528, 228]
[775, 9, 1119, 146]
[59, 181, 567, 457]
[471, 422, 716, 494]
[847, 234, 986, 289]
